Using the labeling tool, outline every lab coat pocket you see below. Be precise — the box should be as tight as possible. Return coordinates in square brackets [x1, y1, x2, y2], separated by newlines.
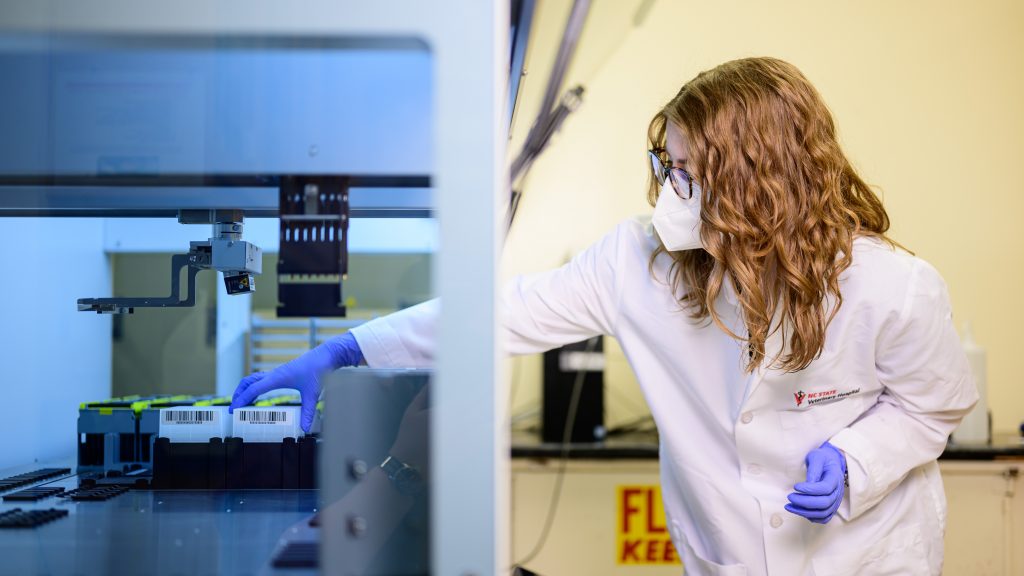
[670, 521, 747, 576]
[810, 523, 929, 576]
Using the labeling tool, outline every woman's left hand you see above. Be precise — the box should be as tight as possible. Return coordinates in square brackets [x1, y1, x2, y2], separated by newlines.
[784, 442, 848, 523]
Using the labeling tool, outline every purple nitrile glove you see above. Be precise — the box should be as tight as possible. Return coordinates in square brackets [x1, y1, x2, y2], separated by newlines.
[230, 332, 363, 433]
[784, 441, 848, 524]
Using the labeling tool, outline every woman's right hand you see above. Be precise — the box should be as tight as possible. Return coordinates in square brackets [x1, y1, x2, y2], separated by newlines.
[229, 331, 363, 433]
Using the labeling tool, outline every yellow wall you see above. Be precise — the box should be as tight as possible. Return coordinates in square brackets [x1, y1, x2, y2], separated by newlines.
[504, 0, 1024, 435]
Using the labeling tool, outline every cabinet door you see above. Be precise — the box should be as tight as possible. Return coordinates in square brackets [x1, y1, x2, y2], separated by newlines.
[940, 461, 1023, 576]
[511, 460, 683, 576]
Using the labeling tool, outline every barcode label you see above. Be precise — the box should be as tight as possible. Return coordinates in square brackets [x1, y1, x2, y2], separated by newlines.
[237, 410, 290, 424]
[163, 410, 216, 424]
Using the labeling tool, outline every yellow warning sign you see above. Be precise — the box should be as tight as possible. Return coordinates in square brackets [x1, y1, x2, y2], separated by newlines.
[616, 485, 681, 565]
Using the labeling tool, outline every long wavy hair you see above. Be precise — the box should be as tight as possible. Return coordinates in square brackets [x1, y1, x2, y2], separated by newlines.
[648, 57, 897, 373]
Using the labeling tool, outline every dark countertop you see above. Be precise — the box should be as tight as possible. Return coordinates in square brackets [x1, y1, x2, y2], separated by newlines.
[511, 431, 1024, 461]
[511, 431, 662, 460]
[940, 434, 1024, 461]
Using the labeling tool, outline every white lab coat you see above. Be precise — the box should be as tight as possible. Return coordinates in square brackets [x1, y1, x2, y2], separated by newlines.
[350, 218, 977, 576]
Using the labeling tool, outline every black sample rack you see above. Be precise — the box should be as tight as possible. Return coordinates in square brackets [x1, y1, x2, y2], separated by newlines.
[2, 487, 66, 502]
[59, 486, 129, 502]
[0, 508, 69, 529]
[0, 468, 71, 493]
[152, 437, 318, 489]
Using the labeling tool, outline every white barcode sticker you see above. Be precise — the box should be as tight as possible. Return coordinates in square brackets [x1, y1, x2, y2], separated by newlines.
[158, 406, 230, 443]
[232, 406, 302, 441]
[237, 410, 290, 425]
[163, 410, 217, 424]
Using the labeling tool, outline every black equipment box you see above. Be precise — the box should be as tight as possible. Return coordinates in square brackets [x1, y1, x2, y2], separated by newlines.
[542, 337, 604, 443]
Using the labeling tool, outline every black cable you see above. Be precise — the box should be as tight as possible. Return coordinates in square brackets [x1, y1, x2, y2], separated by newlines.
[527, 0, 590, 146]
[505, 0, 591, 237]
[513, 336, 599, 567]
[505, 5, 594, 566]
[505, 187, 523, 238]
[506, 86, 586, 236]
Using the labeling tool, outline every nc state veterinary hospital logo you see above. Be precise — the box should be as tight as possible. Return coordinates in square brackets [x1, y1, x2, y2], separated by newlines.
[794, 387, 861, 408]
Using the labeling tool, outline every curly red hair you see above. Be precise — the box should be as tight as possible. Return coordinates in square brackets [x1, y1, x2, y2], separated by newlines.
[648, 57, 898, 373]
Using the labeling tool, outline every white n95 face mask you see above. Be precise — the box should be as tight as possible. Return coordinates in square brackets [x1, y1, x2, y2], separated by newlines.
[652, 177, 704, 251]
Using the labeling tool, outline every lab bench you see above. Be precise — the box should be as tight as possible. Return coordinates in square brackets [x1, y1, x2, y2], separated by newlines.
[510, 432, 1024, 576]
[2, 434, 1019, 576]
[511, 431, 1024, 461]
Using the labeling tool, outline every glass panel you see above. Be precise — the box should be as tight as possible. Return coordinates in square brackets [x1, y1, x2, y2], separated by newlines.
[321, 368, 433, 575]
[0, 34, 432, 177]
[0, 29, 437, 576]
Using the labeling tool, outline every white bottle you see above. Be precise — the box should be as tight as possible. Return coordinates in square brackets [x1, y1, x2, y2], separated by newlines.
[952, 322, 990, 444]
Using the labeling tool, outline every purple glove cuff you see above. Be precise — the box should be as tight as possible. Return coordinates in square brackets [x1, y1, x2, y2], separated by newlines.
[321, 331, 364, 368]
[822, 441, 848, 485]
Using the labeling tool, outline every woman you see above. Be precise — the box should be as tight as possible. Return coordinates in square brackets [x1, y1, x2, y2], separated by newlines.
[232, 57, 977, 575]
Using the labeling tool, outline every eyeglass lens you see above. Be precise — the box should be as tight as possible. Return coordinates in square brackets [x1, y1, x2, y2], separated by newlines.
[649, 150, 696, 199]
[649, 151, 666, 185]
[670, 170, 693, 199]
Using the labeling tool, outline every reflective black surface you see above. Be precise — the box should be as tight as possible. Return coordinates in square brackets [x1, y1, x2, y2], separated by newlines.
[0, 462, 318, 576]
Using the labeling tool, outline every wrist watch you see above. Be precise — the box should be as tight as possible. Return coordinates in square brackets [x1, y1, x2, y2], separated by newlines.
[380, 455, 424, 496]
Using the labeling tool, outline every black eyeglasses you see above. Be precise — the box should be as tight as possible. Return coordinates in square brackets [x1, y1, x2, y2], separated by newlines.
[648, 149, 696, 200]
